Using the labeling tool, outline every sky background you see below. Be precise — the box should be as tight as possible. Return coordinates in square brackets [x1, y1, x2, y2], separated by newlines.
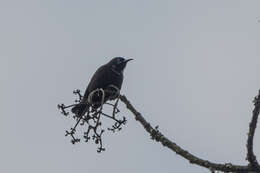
[1, 0, 260, 172]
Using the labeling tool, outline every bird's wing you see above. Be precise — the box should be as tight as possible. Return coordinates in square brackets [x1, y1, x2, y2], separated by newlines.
[82, 64, 109, 101]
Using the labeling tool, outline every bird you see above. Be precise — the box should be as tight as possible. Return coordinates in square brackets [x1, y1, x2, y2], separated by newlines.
[71, 57, 133, 117]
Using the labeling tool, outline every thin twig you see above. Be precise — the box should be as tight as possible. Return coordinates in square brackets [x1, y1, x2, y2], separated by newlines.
[112, 97, 120, 118]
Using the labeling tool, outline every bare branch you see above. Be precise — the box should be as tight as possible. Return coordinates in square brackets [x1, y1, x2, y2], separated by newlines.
[119, 95, 258, 173]
[246, 90, 260, 171]
[59, 88, 260, 172]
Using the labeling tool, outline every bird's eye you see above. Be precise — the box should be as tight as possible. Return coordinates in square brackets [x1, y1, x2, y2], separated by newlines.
[116, 58, 121, 64]
[117, 58, 126, 64]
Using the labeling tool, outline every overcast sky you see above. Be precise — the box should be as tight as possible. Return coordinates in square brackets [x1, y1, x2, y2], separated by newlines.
[1, 0, 260, 172]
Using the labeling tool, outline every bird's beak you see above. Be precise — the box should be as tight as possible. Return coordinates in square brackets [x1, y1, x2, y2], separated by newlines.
[124, 59, 133, 63]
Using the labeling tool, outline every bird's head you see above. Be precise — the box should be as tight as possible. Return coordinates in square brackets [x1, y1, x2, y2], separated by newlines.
[109, 57, 133, 74]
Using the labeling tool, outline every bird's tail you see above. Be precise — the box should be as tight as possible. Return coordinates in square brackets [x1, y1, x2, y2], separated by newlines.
[71, 103, 89, 117]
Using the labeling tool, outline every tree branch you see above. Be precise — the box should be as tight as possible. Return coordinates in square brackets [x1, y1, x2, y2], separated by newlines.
[119, 94, 260, 173]
[247, 90, 260, 171]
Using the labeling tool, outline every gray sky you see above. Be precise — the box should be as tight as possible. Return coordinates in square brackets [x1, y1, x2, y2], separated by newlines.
[1, 0, 260, 172]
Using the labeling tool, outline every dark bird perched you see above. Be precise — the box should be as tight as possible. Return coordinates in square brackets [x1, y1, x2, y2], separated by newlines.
[71, 57, 133, 117]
